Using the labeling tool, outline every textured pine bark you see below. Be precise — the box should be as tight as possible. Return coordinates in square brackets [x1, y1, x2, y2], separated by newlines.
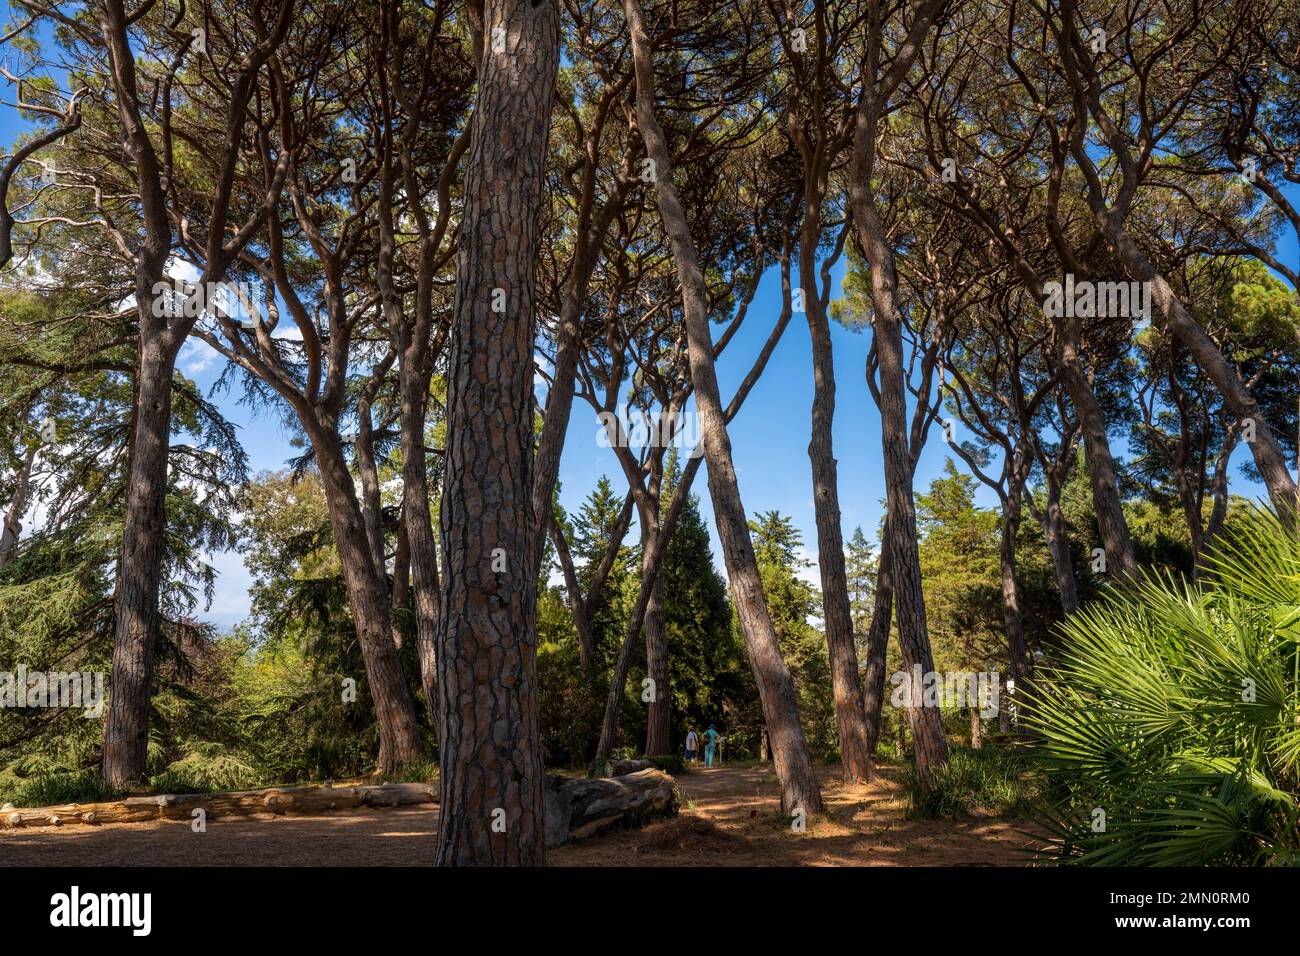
[434, 0, 559, 867]
[1055, 314, 1137, 577]
[998, 487, 1031, 685]
[803, 226, 873, 785]
[1036, 477, 1079, 616]
[310, 426, 424, 771]
[621, 0, 822, 817]
[847, 1, 950, 786]
[849, 199, 949, 784]
[103, 335, 173, 789]
[861, 519, 893, 757]
[638, 469, 671, 758]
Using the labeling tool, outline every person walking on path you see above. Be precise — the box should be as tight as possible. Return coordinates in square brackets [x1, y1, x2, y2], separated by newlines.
[703, 724, 721, 768]
[685, 728, 699, 763]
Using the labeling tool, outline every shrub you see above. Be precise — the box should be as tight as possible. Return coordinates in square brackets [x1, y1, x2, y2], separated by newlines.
[904, 745, 1037, 819]
[1026, 505, 1300, 866]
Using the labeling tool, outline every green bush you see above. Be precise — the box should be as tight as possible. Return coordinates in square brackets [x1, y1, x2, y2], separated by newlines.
[1027, 505, 1300, 866]
[3, 769, 111, 808]
[904, 745, 1037, 819]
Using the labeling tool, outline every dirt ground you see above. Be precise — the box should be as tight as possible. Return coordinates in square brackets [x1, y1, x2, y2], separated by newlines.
[0, 763, 1039, 866]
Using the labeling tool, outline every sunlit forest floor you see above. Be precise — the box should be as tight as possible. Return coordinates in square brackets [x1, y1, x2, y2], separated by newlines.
[0, 763, 1041, 866]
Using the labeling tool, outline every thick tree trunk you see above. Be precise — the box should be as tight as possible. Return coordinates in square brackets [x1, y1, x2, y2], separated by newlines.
[803, 224, 873, 784]
[434, 0, 559, 867]
[861, 532, 893, 757]
[311, 428, 423, 771]
[102, 338, 175, 789]
[621, 0, 822, 816]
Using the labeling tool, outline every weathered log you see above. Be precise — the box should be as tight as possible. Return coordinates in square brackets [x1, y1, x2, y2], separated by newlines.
[608, 758, 656, 776]
[0, 782, 437, 829]
[543, 768, 677, 847]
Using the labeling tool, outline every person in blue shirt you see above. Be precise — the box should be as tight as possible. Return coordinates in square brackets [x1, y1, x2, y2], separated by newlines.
[703, 724, 721, 767]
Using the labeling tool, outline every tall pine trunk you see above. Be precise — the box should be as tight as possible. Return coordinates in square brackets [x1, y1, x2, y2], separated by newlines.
[103, 334, 174, 788]
[310, 427, 424, 771]
[434, 0, 559, 866]
[639, 481, 670, 759]
[850, 198, 949, 783]
[861, 529, 893, 757]
[803, 230, 873, 784]
[622, 0, 822, 816]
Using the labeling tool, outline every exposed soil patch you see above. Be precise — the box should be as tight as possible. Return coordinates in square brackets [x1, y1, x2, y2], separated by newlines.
[0, 763, 1041, 866]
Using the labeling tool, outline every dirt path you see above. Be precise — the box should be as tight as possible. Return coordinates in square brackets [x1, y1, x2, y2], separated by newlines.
[0, 764, 1037, 866]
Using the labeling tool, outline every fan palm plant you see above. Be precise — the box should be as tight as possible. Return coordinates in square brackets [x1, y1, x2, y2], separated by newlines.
[1026, 504, 1300, 865]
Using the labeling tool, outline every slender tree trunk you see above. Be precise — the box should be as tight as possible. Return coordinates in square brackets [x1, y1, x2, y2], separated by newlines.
[969, 707, 981, 749]
[434, 0, 559, 866]
[549, 514, 595, 671]
[103, 337, 174, 789]
[1056, 316, 1136, 577]
[399, 359, 441, 735]
[591, 456, 700, 775]
[803, 220, 873, 784]
[621, 0, 822, 816]
[850, 198, 949, 783]
[311, 427, 423, 771]
[1034, 478, 1079, 616]
[642, 528, 670, 756]
[355, 400, 388, 586]
[861, 533, 893, 757]
[999, 488, 1030, 684]
[0, 441, 38, 567]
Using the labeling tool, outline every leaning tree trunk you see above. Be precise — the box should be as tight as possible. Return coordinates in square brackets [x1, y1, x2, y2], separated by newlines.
[622, 0, 822, 817]
[1086, 211, 1300, 516]
[804, 235, 873, 784]
[102, 336, 175, 789]
[434, 0, 559, 867]
[311, 428, 424, 771]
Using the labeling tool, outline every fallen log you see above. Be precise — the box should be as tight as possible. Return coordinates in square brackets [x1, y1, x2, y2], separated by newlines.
[544, 768, 677, 847]
[608, 758, 656, 776]
[0, 782, 437, 829]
